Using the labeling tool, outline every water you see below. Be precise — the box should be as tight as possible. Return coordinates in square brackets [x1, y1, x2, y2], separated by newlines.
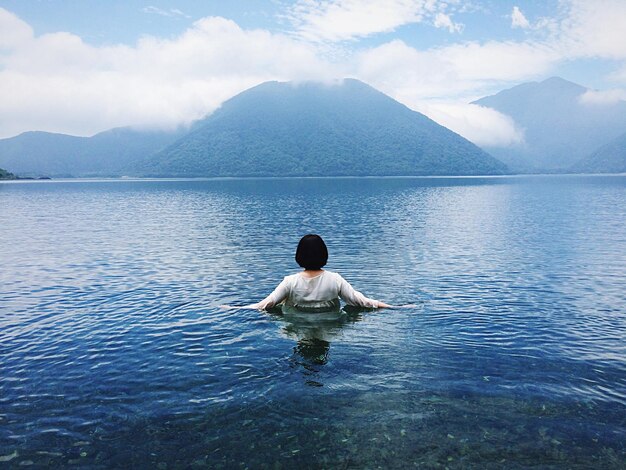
[1, 176, 625, 468]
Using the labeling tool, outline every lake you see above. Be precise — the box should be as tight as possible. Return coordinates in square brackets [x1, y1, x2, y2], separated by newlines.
[1, 176, 625, 468]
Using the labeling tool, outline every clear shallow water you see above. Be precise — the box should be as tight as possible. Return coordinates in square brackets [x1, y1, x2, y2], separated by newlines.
[0, 176, 625, 468]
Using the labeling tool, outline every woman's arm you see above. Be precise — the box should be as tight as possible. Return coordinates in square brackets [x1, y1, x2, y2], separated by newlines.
[248, 295, 275, 310]
[337, 275, 391, 308]
[249, 276, 291, 310]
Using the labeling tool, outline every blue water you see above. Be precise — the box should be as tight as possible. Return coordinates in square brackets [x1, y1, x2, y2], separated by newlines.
[1, 176, 625, 468]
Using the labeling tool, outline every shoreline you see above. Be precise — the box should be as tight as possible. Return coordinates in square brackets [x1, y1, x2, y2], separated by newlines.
[1, 172, 625, 184]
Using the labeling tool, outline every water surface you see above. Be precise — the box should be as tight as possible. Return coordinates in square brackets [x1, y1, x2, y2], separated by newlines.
[1, 176, 625, 468]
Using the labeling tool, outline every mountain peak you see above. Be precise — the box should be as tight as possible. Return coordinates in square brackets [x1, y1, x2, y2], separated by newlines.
[539, 76, 587, 93]
[232, 78, 385, 98]
[473, 77, 587, 107]
[138, 79, 506, 177]
[541, 76, 579, 85]
[472, 77, 626, 171]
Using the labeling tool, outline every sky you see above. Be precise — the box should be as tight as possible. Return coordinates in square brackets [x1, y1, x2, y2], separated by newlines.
[1, 0, 626, 147]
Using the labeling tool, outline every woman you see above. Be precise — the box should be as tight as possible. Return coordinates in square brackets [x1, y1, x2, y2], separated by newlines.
[249, 234, 391, 311]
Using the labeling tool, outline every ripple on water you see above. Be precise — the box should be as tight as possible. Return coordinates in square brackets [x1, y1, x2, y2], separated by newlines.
[0, 176, 625, 467]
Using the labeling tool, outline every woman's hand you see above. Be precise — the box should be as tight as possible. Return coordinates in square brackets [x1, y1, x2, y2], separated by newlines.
[376, 302, 419, 309]
[219, 303, 262, 310]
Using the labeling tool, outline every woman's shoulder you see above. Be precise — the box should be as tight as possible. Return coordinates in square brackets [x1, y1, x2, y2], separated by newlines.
[322, 270, 344, 282]
[287, 270, 343, 282]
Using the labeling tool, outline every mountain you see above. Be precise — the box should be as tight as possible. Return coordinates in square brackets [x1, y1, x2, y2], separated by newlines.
[0, 127, 183, 177]
[138, 79, 507, 177]
[0, 167, 16, 180]
[572, 131, 626, 173]
[473, 77, 626, 171]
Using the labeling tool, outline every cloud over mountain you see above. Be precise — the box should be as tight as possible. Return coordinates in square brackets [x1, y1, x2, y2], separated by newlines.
[1, 1, 626, 150]
[0, 11, 336, 138]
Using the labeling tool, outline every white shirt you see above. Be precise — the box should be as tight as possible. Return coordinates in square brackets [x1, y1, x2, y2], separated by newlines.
[268, 270, 379, 310]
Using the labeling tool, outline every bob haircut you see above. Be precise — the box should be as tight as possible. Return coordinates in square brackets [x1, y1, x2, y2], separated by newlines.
[295, 234, 328, 270]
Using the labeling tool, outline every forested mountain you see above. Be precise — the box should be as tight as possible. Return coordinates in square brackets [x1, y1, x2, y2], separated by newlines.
[0, 127, 183, 177]
[138, 79, 507, 177]
[0, 167, 16, 180]
[473, 77, 626, 171]
[572, 131, 626, 173]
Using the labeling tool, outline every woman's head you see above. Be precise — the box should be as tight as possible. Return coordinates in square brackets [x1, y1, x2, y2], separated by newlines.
[295, 234, 328, 270]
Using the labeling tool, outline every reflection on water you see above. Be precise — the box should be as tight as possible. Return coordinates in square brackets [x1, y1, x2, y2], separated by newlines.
[272, 307, 368, 384]
[0, 176, 625, 468]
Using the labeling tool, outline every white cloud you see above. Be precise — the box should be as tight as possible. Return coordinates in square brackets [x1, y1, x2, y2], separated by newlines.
[0, 6, 556, 148]
[437, 40, 558, 81]
[511, 6, 530, 29]
[355, 40, 449, 99]
[609, 64, 626, 83]
[0, 8, 33, 48]
[420, 103, 524, 147]
[284, 0, 457, 42]
[579, 88, 626, 105]
[2, 1, 626, 148]
[354, 39, 545, 147]
[558, 0, 626, 59]
[355, 39, 557, 101]
[0, 13, 338, 138]
[142, 6, 190, 19]
[433, 13, 463, 33]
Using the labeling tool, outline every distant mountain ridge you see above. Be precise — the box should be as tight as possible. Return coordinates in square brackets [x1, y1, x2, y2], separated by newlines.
[473, 77, 626, 171]
[0, 167, 16, 180]
[572, 130, 626, 173]
[0, 127, 183, 177]
[4, 76, 626, 177]
[137, 79, 507, 177]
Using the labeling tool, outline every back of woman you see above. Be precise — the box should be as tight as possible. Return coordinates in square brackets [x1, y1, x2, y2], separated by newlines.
[254, 235, 389, 311]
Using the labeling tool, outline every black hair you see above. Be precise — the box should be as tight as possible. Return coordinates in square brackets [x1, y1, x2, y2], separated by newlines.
[295, 234, 328, 270]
